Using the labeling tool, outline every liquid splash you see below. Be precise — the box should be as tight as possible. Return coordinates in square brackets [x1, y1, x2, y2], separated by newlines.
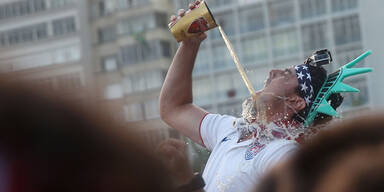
[238, 93, 321, 145]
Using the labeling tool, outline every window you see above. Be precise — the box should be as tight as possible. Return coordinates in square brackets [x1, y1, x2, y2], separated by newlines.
[232, 73, 249, 99]
[194, 47, 210, 75]
[51, 0, 74, 8]
[33, 0, 46, 12]
[36, 23, 48, 39]
[98, 25, 116, 43]
[99, 0, 115, 16]
[336, 46, 364, 67]
[239, 6, 265, 33]
[117, 0, 129, 9]
[122, 70, 165, 94]
[12, 52, 51, 71]
[332, 0, 358, 12]
[5, 4, 13, 17]
[160, 41, 171, 58]
[301, 21, 328, 52]
[119, 0, 151, 9]
[21, 28, 34, 42]
[214, 72, 249, 102]
[241, 35, 268, 66]
[208, 0, 237, 8]
[34, 78, 55, 91]
[11, 2, 21, 17]
[333, 15, 361, 46]
[247, 67, 269, 90]
[52, 45, 81, 64]
[52, 48, 65, 64]
[269, 0, 295, 27]
[215, 73, 236, 102]
[155, 12, 168, 29]
[144, 98, 160, 119]
[210, 11, 235, 40]
[0, 23, 48, 47]
[0, 0, 47, 20]
[124, 103, 144, 122]
[146, 70, 164, 90]
[20, 1, 31, 15]
[218, 102, 242, 117]
[7, 44, 81, 71]
[0, 33, 7, 46]
[342, 78, 368, 108]
[105, 84, 123, 99]
[212, 42, 235, 71]
[120, 40, 171, 65]
[132, 74, 146, 93]
[102, 56, 118, 71]
[0, 6, 5, 19]
[193, 77, 212, 106]
[8, 29, 21, 45]
[52, 17, 76, 36]
[299, 0, 326, 19]
[118, 13, 159, 35]
[56, 73, 83, 90]
[271, 28, 299, 58]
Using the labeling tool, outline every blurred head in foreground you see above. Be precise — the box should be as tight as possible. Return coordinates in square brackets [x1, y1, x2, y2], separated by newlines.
[0, 81, 173, 192]
[255, 113, 384, 192]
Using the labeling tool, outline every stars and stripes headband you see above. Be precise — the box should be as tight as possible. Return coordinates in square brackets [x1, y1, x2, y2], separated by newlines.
[295, 64, 314, 107]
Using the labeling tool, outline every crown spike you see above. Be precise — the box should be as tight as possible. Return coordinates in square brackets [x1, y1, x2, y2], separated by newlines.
[317, 100, 339, 117]
[345, 50, 372, 68]
[304, 51, 373, 126]
[342, 68, 373, 79]
[332, 82, 360, 93]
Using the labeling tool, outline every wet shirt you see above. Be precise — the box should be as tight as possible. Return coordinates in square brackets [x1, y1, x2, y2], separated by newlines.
[200, 114, 298, 192]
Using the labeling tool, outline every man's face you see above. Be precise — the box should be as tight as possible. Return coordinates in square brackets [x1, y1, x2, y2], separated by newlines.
[242, 66, 305, 124]
[260, 67, 299, 101]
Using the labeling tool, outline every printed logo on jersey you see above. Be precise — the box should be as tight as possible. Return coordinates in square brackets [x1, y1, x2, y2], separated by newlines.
[245, 142, 265, 160]
[221, 136, 231, 143]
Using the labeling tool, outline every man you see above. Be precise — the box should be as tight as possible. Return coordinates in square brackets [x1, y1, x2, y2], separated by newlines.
[160, 1, 342, 191]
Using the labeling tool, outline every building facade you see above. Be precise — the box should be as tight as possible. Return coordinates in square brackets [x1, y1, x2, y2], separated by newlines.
[174, 0, 378, 118]
[0, 0, 94, 101]
[0, 0, 179, 147]
[88, 0, 177, 146]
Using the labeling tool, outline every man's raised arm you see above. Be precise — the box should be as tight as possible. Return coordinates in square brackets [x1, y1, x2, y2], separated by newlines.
[159, 5, 208, 146]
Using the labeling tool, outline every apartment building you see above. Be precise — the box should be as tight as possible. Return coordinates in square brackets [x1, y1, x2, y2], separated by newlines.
[0, 0, 94, 101]
[88, 0, 177, 146]
[174, 0, 381, 118]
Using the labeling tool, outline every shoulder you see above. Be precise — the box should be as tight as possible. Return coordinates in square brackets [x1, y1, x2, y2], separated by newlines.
[261, 140, 298, 160]
[254, 140, 298, 173]
[265, 139, 298, 152]
[200, 114, 238, 150]
[200, 114, 238, 134]
[202, 114, 237, 126]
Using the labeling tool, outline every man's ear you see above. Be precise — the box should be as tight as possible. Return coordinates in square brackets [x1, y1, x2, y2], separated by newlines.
[286, 95, 306, 112]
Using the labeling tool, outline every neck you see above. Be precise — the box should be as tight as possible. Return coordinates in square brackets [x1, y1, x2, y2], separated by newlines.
[254, 100, 294, 125]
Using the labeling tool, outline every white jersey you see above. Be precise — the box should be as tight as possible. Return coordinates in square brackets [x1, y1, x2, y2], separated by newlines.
[200, 114, 298, 192]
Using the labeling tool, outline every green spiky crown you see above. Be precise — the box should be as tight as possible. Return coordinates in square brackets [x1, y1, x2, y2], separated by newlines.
[304, 51, 373, 126]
